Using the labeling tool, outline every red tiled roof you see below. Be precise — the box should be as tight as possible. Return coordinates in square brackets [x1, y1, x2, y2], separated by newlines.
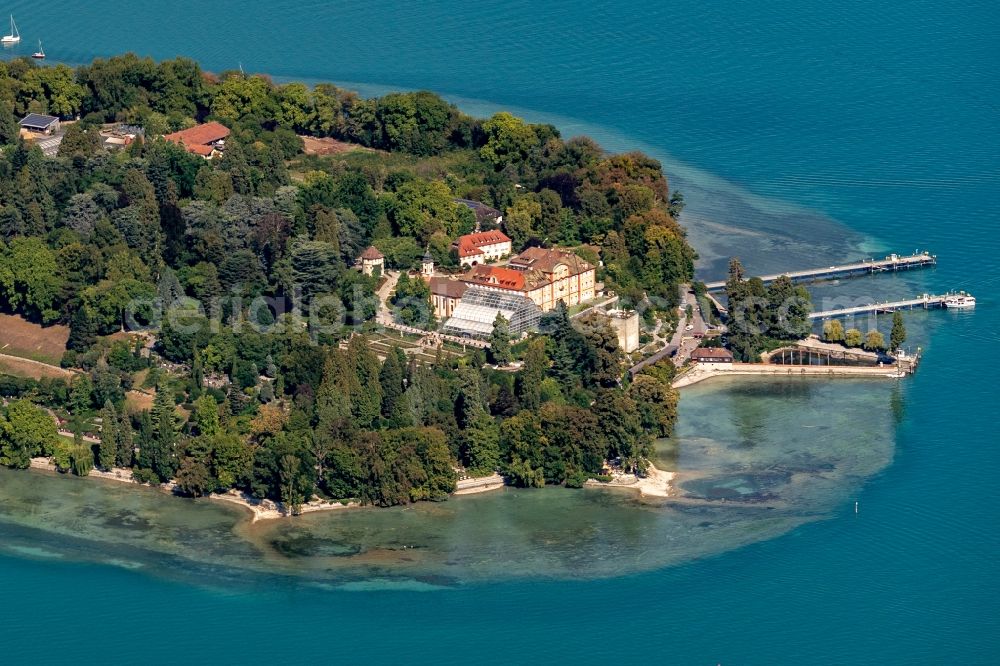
[359, 246, 384, 261]
[163, 122, 230, 150]
[186, 143, 215, 157]
[456, 243, 484, 258]
[453, 230, 511, 258]
[462, 265, 526, 291]
[691, 347, 733, 361]
[464, 230, 511, 245]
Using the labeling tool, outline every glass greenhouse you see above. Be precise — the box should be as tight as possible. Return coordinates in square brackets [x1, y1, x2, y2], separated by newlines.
[442, 286, 542, 339]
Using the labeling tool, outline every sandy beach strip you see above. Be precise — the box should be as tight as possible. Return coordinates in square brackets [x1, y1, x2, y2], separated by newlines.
[585, 463, 674, 498]
[454, 473, 506, 495]
[209, 490, 359, 523]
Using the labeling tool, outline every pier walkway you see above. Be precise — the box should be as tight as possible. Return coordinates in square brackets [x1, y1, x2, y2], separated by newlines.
[703, 251, 936, 292]
[673, 363, 907, 389]
[809, 293, 965, 319]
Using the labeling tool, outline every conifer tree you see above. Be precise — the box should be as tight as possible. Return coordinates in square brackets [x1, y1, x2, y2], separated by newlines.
[264, 354, 278, 378]
[191, 347, 204, 390]
[379, 347, 406, 419]
[67, 305, 99, 351]
[315, 350, 354, 435]
[489, 313, 512, 366]
[463, 410, 500, 475]
[347, 337, 382, 428]
[457, 371, 500, 474]
[890, 311, 907, 352]
[116, 410, 135, 468]
[97, 400, 119, 470]
[543, 302, 581, 390]
[141, 386, 178, 482]
[516, 337, 548, 411]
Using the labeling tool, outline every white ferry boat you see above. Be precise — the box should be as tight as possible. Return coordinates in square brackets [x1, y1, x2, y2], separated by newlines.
[944, 294, 976, 309]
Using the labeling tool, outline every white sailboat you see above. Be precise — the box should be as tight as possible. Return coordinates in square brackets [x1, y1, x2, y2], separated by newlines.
[31, 40, 44, 59]
[1, 15, 20, 45]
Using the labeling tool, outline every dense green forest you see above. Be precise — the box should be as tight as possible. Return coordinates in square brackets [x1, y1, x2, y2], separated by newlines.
[0, 54, 692, 510]
[723, 258, 813, 361]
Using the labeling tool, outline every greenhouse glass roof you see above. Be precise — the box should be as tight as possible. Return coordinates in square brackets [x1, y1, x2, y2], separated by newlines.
[443, 286, 542, 338]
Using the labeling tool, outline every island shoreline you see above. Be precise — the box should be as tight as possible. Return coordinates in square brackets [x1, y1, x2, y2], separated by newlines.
[26, 456, 677, 521]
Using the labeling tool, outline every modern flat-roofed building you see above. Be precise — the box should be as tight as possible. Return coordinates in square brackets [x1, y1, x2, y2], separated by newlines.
[19, 113, 60, 135]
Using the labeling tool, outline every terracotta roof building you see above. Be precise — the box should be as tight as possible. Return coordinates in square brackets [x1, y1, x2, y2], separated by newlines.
[163, 121, 230, 158]
[459, 247, 596, 312]
[690, 347, 734, 364]
[453, 230, 512, 267]
[463, 265, 530, 291]
[429, 277, 468, 319]
[357, 246, 385, 276]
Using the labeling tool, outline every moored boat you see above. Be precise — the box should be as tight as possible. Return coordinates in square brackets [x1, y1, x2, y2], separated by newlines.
[31, 40, 44, 59]
[1, 15, 19, 45]
[944, 294, 976, 309]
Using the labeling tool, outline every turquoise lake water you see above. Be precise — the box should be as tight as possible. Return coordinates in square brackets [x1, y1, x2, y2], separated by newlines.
[2, 1, 999, 663]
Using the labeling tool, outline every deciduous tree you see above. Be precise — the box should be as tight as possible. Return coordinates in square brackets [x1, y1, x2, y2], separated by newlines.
[865, 330, 886, 351]
[823, 319, 845, 343]
[845, 328, 864, 348]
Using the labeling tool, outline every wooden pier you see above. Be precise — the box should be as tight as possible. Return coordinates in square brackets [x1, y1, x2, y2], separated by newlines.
[703, 251, 936, 292]
[809, 293, 967, 319]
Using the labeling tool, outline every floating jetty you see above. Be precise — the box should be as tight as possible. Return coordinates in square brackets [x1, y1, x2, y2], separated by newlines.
[809, 292, 972, 319]
[703, 251, 936, 292]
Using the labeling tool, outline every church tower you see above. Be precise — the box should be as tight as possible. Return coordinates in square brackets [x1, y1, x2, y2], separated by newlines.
[421, 247, 435, 277]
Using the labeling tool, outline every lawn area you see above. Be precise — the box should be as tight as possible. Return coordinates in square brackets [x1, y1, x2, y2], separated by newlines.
[0, 314, 69, 365]
[299, 135, 376, 156]
[125, 390, 155, 413]
[0, 354, 74, 380]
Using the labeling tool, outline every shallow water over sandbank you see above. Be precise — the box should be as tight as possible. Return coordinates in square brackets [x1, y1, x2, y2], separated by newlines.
[0, 377, 899, 588]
